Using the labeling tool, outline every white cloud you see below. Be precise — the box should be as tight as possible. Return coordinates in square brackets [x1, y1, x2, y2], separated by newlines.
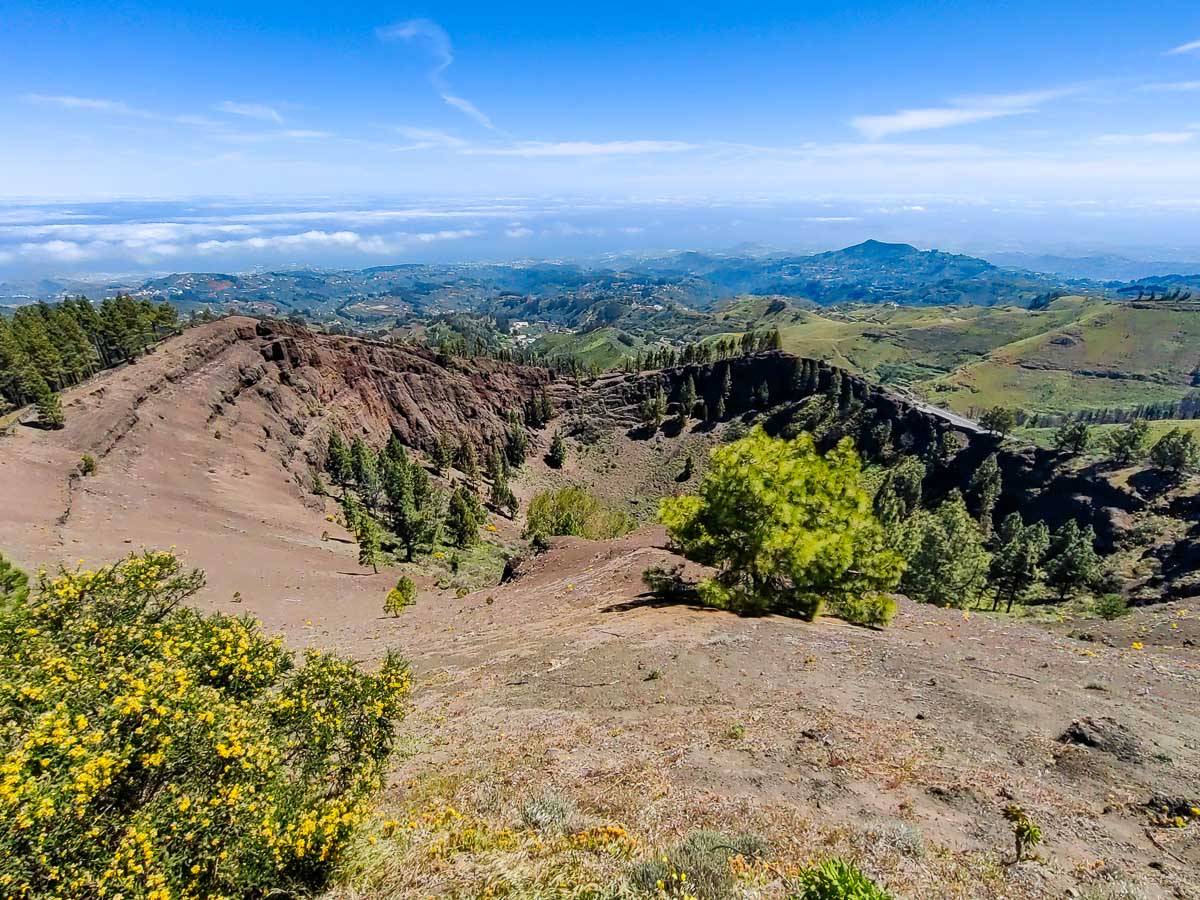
[192, 227, 480, 255]
[851, 87, 1076, 140]
[1165, 39, 1200, 55]
[441, 95, 494, 130]
[217, 101, 284, 124]
[378, 18, 495, 130]
[23, 94, 153, 118]
[377, 19, 453, 71]
[214, 129, 333, 143]
[1143, 81, 1200, 92]
[505, 226, 533, 238]
[804, 216, 859, 223]
[1096, 131, 1195, 145]
[470, 140, 699, 157]
[390, 126, 469, 150]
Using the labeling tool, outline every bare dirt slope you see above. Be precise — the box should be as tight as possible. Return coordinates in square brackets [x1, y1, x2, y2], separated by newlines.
[0, 318, 557, 635]
[350, 531, 1199, 898]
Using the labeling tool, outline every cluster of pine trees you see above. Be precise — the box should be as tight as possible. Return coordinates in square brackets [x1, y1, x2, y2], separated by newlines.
[1023, 391, 1200, 429]
[874, 451, 1105, 612]
[324, 409, 535, 569]
[624, 328, 783, 373]
[0, 295, 179, 424]
[422, 322, 604, 379]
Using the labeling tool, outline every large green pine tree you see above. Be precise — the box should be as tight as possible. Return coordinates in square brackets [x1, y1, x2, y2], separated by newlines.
[1044, 520, 1100, 600]
[900, 491, 991, 609]
[989, 513, 1050, 612]
[326, 431, 353, 487]
[660, 426, 902, 624]
[446, 485, 484, 548]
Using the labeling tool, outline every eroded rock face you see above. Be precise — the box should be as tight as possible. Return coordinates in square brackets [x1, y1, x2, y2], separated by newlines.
[248, 320, 570, 466]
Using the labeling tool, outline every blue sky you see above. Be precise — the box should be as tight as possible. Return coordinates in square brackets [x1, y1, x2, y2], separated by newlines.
[1, 1, 1200, 276]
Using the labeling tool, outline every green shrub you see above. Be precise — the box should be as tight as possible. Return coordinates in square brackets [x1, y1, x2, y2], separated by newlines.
[78, 454, 97, 476]
[0, 551, 410, 898]
[1093, 592, 1130, 621]
[629, 829, 767, 899]
[384, 576, 417, 616]
[519, 789, 576, 833]
[790, 858, 893, 899]
[525, 485, 635, 541]
[831, 591, 898, 628]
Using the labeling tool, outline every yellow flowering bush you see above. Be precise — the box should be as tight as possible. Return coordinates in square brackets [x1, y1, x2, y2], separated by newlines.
[0, 551, 410, 898]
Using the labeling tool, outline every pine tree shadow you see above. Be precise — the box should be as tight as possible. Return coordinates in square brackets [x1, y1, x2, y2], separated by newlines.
[601, 564, 712, 613]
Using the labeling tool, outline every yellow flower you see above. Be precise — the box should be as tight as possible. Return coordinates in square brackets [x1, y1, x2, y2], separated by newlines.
[1131, 641, 1144, 650]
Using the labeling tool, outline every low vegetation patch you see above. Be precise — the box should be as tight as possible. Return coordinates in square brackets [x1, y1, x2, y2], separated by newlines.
[0, 550, 410, 898]
[789, 857, 893, 899]
[628, 829, 768, 899]
[526, 484, 636, 541]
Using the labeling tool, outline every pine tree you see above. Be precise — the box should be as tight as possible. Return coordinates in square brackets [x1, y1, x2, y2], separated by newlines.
[873, 456, 925, 529]
[351, 440, 381, 510]
[326, 431, 353, 488]
[485, 447, 508, 483]
[979, 406, 1016, 438]
[341, 493, 364, 539]
[1044, 520, 1100, 600]
[0, 319, 35, 404]
[1053, 421, 1090, 454]
[457, 438, 480, 484]
[679, 376, 697, 421]
[547, 431, 567, 468]
[383, 452, 440, 561]
[357, 516, 382, 573]
[433, 434, 455, 475]
[969, 453, 1002, 538]
[900, 491, 992, 609]
[640, 386, 667, 431]
[12, 308, 65, 389]
[489, 469, 519, 517]
[990, 514, 1050, 612]
[446, 485, 484, 548]
[504, 411, 528, 467]
[35, 384, 64, 429]
[1150, 428, 1200, 478]
[1106, 419, 1149, 465]
[660, 426, 902, 624]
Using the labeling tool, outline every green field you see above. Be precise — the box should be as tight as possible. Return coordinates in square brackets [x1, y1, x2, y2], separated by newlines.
[527, 295, 1200, 421]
